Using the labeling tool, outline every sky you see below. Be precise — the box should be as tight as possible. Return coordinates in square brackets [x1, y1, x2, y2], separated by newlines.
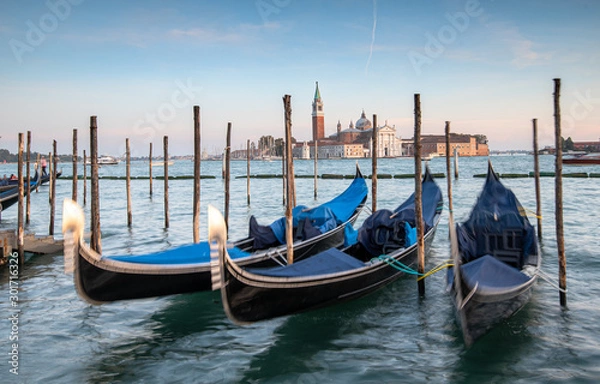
[1, 0, 599, 157]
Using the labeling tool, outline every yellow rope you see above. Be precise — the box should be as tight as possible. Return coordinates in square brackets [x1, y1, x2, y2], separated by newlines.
[519, 206, 542, 219]
[417, 259, 454, 281]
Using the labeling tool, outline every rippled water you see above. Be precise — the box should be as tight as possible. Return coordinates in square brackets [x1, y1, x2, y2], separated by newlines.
[1, 155, 599, 383]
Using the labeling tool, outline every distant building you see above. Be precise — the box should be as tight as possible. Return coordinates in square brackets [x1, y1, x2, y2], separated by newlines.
[403, 133, 489, 157]
[312, 82, 325, 142]
[573, 138, 600, 152]
[300, 83, 402, 158]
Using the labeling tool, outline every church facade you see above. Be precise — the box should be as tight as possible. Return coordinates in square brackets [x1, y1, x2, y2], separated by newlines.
[298, 82, 403, 158]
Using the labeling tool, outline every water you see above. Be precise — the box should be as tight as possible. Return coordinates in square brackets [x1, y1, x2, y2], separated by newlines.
[1, 155, 599, 383]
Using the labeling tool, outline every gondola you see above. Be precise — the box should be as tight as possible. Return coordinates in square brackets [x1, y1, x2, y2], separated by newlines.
[209, 167, 443, 324]
[7, 169, 60, 186]
[0, 169, 42, 213]
[61, 165, 368, 304]
[447, 161, 541, 346]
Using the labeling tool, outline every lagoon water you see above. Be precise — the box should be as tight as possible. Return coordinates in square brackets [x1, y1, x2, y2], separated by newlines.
[1, 155, 599, 383]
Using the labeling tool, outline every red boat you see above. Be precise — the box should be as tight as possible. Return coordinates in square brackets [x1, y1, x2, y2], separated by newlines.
[562, 153, 600, 165]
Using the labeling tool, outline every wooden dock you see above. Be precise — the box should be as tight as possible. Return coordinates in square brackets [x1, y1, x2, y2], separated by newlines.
[0, 229, 63, 265]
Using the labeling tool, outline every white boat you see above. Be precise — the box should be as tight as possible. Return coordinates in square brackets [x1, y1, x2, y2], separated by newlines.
[85, 156, 120, 165]
[422, 153, 439, 161]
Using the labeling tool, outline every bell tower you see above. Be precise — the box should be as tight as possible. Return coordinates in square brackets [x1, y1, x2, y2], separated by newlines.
[312, 81, 324, 141]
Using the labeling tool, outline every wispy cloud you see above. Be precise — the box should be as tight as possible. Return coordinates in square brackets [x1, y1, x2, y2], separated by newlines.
[365, 0, 377, 75]
[169, 22, 281, 45]
[485, 22, 552, 68]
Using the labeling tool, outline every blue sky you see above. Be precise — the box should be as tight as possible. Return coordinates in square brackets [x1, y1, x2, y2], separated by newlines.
[1, 0, 599, 156]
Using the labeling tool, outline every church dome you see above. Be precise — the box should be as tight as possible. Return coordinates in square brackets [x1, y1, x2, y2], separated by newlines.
[355, 110, 372, 130]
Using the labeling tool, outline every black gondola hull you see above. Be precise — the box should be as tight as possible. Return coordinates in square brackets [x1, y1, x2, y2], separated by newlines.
[450, 273, 536, 344]
[74, 209, 362, 303]
[221, 225, 438, 323]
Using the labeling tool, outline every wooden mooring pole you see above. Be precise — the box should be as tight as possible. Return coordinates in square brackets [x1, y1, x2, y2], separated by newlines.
[282, 142, 286, 206]
[553, 78, 567, 306]
[246, 139, 251, 206]
[149, 143, 153, 197]
[17, 133, 24, 264]
[371, 114, 378, 212]
[90, 116, 101, 253]
[224, 122, 231, 230]
[35, 153, 40, 193]
[163, 135, 169, 229]
[445, 121, 453, 229]
[532, 118, 542, 240]
[283, 94, 295, 264]
[48, 151, 53, 204]
[454, 147, 459, 179]
[25, 131, 31, 225]
[314, 139, 318, 199]
[83, 150, 87, 206]
[193, 106, 201, 243]
[49, 140, 57, 235]
[414, 94, 425, 296]
[72, 128, 78, 203]
[126, 138, 132, 227]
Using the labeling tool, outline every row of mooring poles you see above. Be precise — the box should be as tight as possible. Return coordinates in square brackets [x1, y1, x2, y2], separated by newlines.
[77, 109, 202, 245]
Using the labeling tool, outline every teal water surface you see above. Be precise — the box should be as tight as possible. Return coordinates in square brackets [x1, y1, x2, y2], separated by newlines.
[1, 155, 599, 383]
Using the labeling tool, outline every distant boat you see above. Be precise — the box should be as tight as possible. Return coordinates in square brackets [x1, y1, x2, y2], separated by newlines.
[150, 160, 174, 167]
[85, 156, 120, 166]
[562, 153, 600, 165]
[0, 169, 42, 212]
[422, 153, 439, 161]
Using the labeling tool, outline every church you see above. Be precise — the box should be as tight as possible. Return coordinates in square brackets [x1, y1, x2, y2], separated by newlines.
[295, 82, 403, 159]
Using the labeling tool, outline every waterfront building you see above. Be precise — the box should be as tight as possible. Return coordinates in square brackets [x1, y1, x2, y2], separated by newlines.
[402, 133, 489, 157]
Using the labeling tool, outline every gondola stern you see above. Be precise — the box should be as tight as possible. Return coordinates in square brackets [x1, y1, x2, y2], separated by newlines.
[62, 198, 85, 241]
[208, 205, 227, 291]
[354, 161, 364, 179]
[62, 198, 85, 275]
[423, 163, 434, 183]
[487, 159, 500, 182]
[208, 205, 252, 325]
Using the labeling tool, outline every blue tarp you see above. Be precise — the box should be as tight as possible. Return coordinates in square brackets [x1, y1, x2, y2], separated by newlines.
[358, 173, 443, 257]
[460, 255, 530, 291]
[245, 248, 366, 277]
[250, 172, 368, 248]
[105, 241, 251, 265]
[457, 168, 535, 267]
